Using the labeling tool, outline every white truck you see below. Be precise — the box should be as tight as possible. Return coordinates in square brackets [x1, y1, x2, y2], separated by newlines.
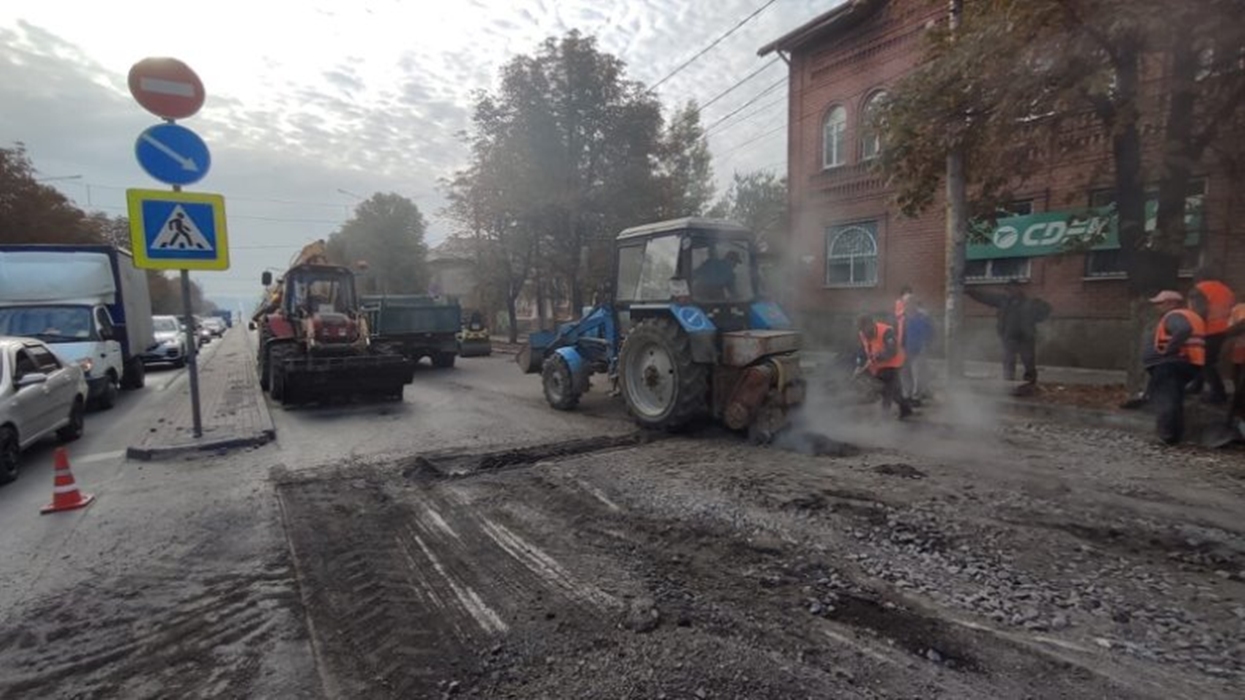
[0, 245, 155, 409]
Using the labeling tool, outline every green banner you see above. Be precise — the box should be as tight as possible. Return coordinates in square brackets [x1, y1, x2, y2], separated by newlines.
[968, 198, 1203, 261]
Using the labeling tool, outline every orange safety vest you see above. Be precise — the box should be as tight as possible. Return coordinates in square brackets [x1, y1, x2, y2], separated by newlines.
[1195, 280, 1236, 334]
[1229, 303, 1245, 364]
[860, 321, 906, 374]
[1155, 308, 1206, 366]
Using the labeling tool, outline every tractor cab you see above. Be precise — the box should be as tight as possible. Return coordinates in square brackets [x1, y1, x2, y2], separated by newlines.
[263, 265, 365, 351]
[614, 218, 785, 333]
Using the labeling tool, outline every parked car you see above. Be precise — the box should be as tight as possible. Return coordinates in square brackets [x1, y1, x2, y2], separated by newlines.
[202, 317, 228, 337]
[194, 317, 211, 346]
[0, 336, 88, 484]
[142, 315, 189, 368]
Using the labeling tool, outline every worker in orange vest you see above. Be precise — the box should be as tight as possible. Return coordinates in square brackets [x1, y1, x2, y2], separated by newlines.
[1224, 302, 1245, 433]
[1187, 269, 1236, 403]
[1144, 290, 1206, 445]
[857, 314, 912, 419]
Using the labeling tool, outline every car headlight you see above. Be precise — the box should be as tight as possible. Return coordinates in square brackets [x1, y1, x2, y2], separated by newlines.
[77, 357, 94, 375]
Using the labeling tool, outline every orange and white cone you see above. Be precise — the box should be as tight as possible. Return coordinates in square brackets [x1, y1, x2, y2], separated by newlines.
[40, 447, 95, 514]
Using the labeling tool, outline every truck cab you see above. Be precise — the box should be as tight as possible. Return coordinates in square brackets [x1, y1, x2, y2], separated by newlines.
[0, 304, 123, 406]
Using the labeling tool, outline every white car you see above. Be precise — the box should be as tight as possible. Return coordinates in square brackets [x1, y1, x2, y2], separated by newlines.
[142, 315, 189, 368]
[0, 336, 88, 484]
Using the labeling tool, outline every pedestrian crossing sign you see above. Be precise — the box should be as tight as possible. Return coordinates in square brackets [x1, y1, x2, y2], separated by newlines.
[126, 189, 229, 270]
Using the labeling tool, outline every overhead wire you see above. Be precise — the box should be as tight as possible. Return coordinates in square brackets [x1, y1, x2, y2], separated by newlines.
[648, 0, 780, 93]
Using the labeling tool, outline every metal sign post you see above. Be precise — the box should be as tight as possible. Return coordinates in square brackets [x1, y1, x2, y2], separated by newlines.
[126, 57, 228, 440]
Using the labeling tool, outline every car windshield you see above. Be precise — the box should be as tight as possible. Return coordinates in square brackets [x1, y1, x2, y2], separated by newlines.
[153, 317, 179, 332]
[0, 306, 93, 343]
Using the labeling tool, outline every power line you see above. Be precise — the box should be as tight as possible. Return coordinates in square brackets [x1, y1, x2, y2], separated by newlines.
[699, 57, 781, 111]
[706, 92, 786, 136]
[649, 0, 779, 92]
[82, 202, 345, 225]
[704, 78, 786, 133]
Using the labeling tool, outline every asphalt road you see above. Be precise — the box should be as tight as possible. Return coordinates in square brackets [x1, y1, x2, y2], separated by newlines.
[0, 342, 1242, 699]
[0, 337, 223, 599]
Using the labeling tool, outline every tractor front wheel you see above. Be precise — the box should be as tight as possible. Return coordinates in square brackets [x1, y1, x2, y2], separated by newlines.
[618, 317, 708, 431]
[542, 354, 582, 411]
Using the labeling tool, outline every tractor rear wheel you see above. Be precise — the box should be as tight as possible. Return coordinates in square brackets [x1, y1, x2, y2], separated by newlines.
[619, 317, 708, 430]
[542, 354, 582, 411]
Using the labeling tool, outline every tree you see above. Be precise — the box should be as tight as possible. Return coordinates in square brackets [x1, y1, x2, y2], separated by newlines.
[656, 101, 716, 219]
[326, 192, 429, 295]
[707, 170, 788, 239]
[878, 0, 1245, 383]
[446, 31, 713, 321]
[0, 144, 103, 245]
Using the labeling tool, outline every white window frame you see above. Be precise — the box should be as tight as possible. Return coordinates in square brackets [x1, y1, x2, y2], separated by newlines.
[860, 91, 887, 160]
[824, 222, 879, 288]
[822, 106, 847, 169]
[965, 258, 1032, 284]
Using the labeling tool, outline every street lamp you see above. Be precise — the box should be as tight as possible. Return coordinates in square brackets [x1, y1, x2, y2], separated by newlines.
[36, 174, 82, 182]
[336, 188, 365, 200]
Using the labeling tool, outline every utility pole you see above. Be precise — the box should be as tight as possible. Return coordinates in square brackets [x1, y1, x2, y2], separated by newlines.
[944, 0, 968, 383]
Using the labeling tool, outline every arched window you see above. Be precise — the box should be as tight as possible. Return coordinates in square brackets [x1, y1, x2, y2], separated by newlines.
[861, 91, 888, 160]
[825, 222, 879, 287]
[822, 106, 847, 168]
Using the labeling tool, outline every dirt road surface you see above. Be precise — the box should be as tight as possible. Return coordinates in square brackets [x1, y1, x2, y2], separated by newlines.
[1, 351, 1242, 698]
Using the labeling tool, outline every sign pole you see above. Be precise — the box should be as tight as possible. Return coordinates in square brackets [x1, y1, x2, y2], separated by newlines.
[172, 183, 203, 438]
[127, 56, 221, 440]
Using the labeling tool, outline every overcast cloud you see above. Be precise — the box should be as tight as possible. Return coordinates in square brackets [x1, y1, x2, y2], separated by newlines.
[0, 0, 832, 309]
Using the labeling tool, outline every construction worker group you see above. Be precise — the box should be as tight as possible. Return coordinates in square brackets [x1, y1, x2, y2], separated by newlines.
[855, 269, 1245, 445]
[1146, 270, 1245, 445]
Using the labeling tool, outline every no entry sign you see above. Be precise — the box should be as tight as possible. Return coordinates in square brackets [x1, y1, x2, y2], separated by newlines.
[127, 57, 205, 120]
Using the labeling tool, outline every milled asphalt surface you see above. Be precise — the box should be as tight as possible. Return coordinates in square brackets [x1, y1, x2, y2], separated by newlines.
[0, 338, 1241, 698]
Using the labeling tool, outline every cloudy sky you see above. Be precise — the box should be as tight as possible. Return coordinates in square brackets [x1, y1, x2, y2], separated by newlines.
[1, 0, 832, 310]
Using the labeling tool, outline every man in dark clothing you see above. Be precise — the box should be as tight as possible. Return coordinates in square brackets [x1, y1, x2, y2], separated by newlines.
[1144, 290, 1206, 445]
[966, 280, 1051, 385]
[901, 301, 934, 404]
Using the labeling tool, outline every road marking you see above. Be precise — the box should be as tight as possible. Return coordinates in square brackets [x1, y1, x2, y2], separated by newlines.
[73, 449, 126, 465]
[139, 76, 195, 97]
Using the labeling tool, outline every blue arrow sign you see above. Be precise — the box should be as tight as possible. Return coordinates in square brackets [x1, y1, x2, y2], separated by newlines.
[134, 123, 211, 186]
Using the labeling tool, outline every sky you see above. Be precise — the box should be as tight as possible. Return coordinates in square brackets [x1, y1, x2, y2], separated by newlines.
[0, 0, 833, 312]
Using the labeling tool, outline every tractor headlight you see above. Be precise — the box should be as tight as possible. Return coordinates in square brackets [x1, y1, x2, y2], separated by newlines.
[77, 357, 94, 376]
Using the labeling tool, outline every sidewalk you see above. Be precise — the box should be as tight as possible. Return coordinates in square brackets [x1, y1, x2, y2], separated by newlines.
[126, 328, 276, 461]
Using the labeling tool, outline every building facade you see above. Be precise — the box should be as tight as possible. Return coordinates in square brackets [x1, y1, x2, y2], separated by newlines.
[760, 0, 1244, 369]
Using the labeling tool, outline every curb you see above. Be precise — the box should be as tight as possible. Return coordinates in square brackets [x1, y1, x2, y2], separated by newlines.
[125, 328, 278, 461]
[125, 429, 276, 461]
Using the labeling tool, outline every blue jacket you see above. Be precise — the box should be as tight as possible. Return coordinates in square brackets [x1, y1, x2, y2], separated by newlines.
[903, 311, 934, 355]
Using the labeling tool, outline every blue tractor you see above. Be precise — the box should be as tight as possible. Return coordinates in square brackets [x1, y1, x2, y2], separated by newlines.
[518, 218, 804, 442]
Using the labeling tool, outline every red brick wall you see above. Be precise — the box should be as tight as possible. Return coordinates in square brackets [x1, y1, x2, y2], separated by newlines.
[779, 0, 1243, 368]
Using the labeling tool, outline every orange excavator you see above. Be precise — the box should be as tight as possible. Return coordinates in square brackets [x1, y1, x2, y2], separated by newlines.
[251, 240, 414, 405]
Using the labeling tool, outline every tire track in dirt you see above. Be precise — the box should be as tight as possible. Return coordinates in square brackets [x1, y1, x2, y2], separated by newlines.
[277, 475, 620, 698]
[0, 563, 300, 699]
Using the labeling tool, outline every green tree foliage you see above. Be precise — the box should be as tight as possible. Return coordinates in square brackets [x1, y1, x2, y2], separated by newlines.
[657, 101, 716, 219]
[878, 0, 1245, 294]
[326, 192, 429, 295]
[445, 31, 714, 327]
[707, 170, 788, 240]
[0, 144, 102, 245]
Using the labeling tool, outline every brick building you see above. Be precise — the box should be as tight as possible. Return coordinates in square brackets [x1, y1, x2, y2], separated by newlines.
[759, 0, 1244, 369]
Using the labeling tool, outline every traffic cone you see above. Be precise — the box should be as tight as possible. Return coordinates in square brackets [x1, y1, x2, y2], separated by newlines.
[40, 447, 95, 514]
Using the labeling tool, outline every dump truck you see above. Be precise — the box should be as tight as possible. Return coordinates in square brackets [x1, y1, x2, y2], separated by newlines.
[361, 294, 461, 367]
[0, 245, 154, 409]
[252, 241, 415, 405]
[518, 218, 804, 442]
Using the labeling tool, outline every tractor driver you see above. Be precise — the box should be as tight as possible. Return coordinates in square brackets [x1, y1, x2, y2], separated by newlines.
[692, 249, 742, 301]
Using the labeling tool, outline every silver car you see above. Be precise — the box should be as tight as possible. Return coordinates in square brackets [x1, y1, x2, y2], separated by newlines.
[0, 336, 88, 484]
